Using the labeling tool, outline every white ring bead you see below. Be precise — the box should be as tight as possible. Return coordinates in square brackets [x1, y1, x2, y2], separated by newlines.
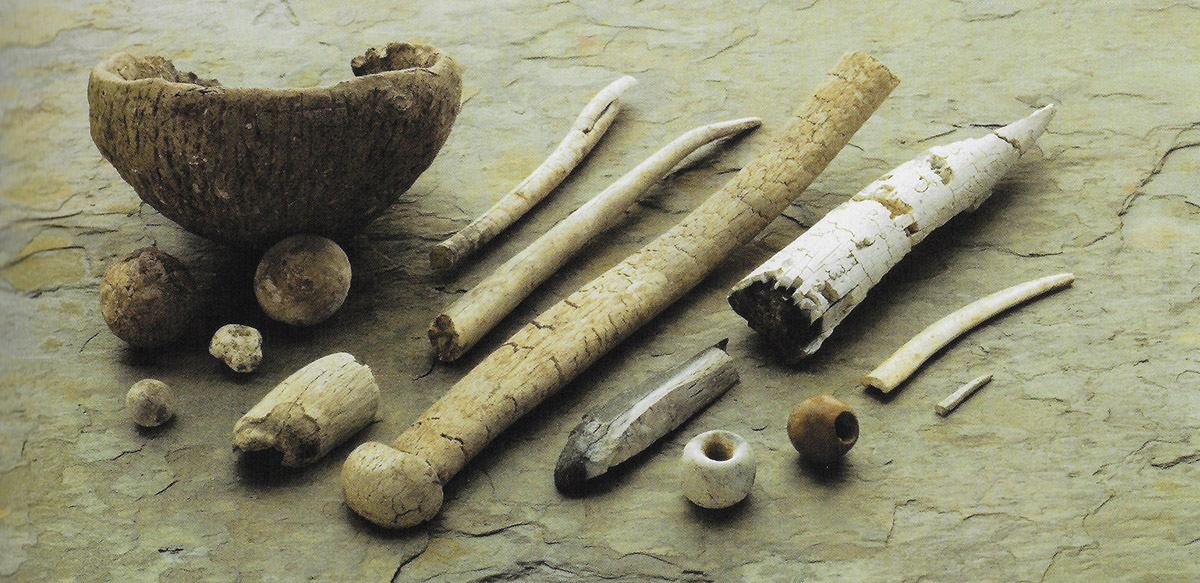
[680, 430, 755, 509]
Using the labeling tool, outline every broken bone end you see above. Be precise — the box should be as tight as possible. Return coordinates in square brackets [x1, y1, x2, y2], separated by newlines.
[728, 280, 822, 359]
[429, 314, 465, 362]
[552, 441, 593, 496]
[232, 402, 323, 467]
[429, 244, 455, 271]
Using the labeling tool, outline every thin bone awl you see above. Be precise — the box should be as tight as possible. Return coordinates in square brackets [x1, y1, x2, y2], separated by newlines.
[554, 340, 739, 494]
[863, 272, 1075, 394]
[935, 374, 992, 416]
[430, 75, 637, 270]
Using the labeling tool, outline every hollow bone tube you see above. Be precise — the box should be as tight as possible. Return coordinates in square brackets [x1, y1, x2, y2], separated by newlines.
[728, 106, 1056, 361]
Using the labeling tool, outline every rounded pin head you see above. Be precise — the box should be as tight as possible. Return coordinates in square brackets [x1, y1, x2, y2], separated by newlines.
[341, 442, 444, 528]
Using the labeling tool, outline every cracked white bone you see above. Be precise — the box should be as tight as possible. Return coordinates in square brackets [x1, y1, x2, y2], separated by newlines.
[935, 374, 993, 416]
[430, 75, 638, 270]
[429, 117, 762, 361]
[209, 324, 263, 373]
[863, 273, 1074, 393]
[554, 339, 739, 494]
[728, 105, 1056, 361]
[233, 353, 378, 467]
[341, 52, 898, 528]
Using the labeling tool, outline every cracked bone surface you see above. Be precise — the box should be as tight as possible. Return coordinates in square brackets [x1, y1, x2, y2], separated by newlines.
[341, 52, 898, 528]
[429, 117, 762, 362]
[429, 75, 637, 270]
[233, 353, 378, 467]
[862, 273, 1075, 394]
[728, 105, 1056, 360]
[554, 339, 739, 494]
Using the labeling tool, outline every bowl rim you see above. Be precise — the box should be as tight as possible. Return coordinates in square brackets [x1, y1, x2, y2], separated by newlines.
[90, 42, 457, 97]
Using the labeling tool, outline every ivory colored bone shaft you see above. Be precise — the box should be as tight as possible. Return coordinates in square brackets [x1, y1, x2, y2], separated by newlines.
[862, 273, 1074, 393]
[430, 117, 762, 361]
[728, 106, 1056, 360]
[342, 52, 898, 528]
[233, 353, 378, 467]
[554, 339, 739, 494]
[430, 76, 638, 270]
[935, 374, 992, 416]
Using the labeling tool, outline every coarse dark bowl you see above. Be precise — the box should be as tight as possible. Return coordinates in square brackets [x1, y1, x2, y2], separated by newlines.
[88, 42, 461, 247]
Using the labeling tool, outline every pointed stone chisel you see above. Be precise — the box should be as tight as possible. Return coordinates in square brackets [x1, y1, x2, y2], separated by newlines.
[553, 339, 739, 494]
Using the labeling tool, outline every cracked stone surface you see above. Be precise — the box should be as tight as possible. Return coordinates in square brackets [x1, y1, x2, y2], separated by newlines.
[1, 0, 1197, 581]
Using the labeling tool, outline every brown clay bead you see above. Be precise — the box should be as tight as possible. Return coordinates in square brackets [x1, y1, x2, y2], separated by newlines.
[786, 395, 859, 466]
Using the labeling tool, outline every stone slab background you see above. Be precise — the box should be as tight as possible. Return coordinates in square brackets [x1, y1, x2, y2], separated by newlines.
[1, 0, 1198, 581]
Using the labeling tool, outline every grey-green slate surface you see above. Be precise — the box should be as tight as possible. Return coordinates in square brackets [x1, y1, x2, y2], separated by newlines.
[2, 0, 1197, 581]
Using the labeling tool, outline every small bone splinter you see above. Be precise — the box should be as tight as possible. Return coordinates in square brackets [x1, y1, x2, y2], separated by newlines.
[430, 75, 638, 270]
[341, 52, 899, 528]
[935, 374, 993, 416]
[936, 374, 993, 415]
[862, 273, 1075, 394]
[430, 117, 762, 361]
[728, 106, 1056, 361]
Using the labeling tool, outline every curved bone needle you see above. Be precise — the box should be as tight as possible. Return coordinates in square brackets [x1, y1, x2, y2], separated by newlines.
[862, 273, 1074, 394]
[430, 75, 638, 270]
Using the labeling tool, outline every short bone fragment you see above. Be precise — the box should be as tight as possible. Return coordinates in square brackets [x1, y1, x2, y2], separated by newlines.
[728, 105, 1056, 360]
[430, 117, 762, 361]
[429, 76, 638, 270]
[935, 374, 993, 416]
[862, 273, 1075, 394]
[234, 353, 378, 467]
[341, 52, 898, 528]
[554, 340, 739, 494]
[209, 324, 263, 373]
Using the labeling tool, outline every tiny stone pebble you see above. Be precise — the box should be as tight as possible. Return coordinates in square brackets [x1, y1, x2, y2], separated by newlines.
[126, 379, 174, 427]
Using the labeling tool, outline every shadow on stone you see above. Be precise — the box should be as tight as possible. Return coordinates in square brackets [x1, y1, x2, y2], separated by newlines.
[134, 415, 177, 437]
[795, 457, 853, 486]
[687, 493, 754, 524]
[234, 449, 308, 487]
